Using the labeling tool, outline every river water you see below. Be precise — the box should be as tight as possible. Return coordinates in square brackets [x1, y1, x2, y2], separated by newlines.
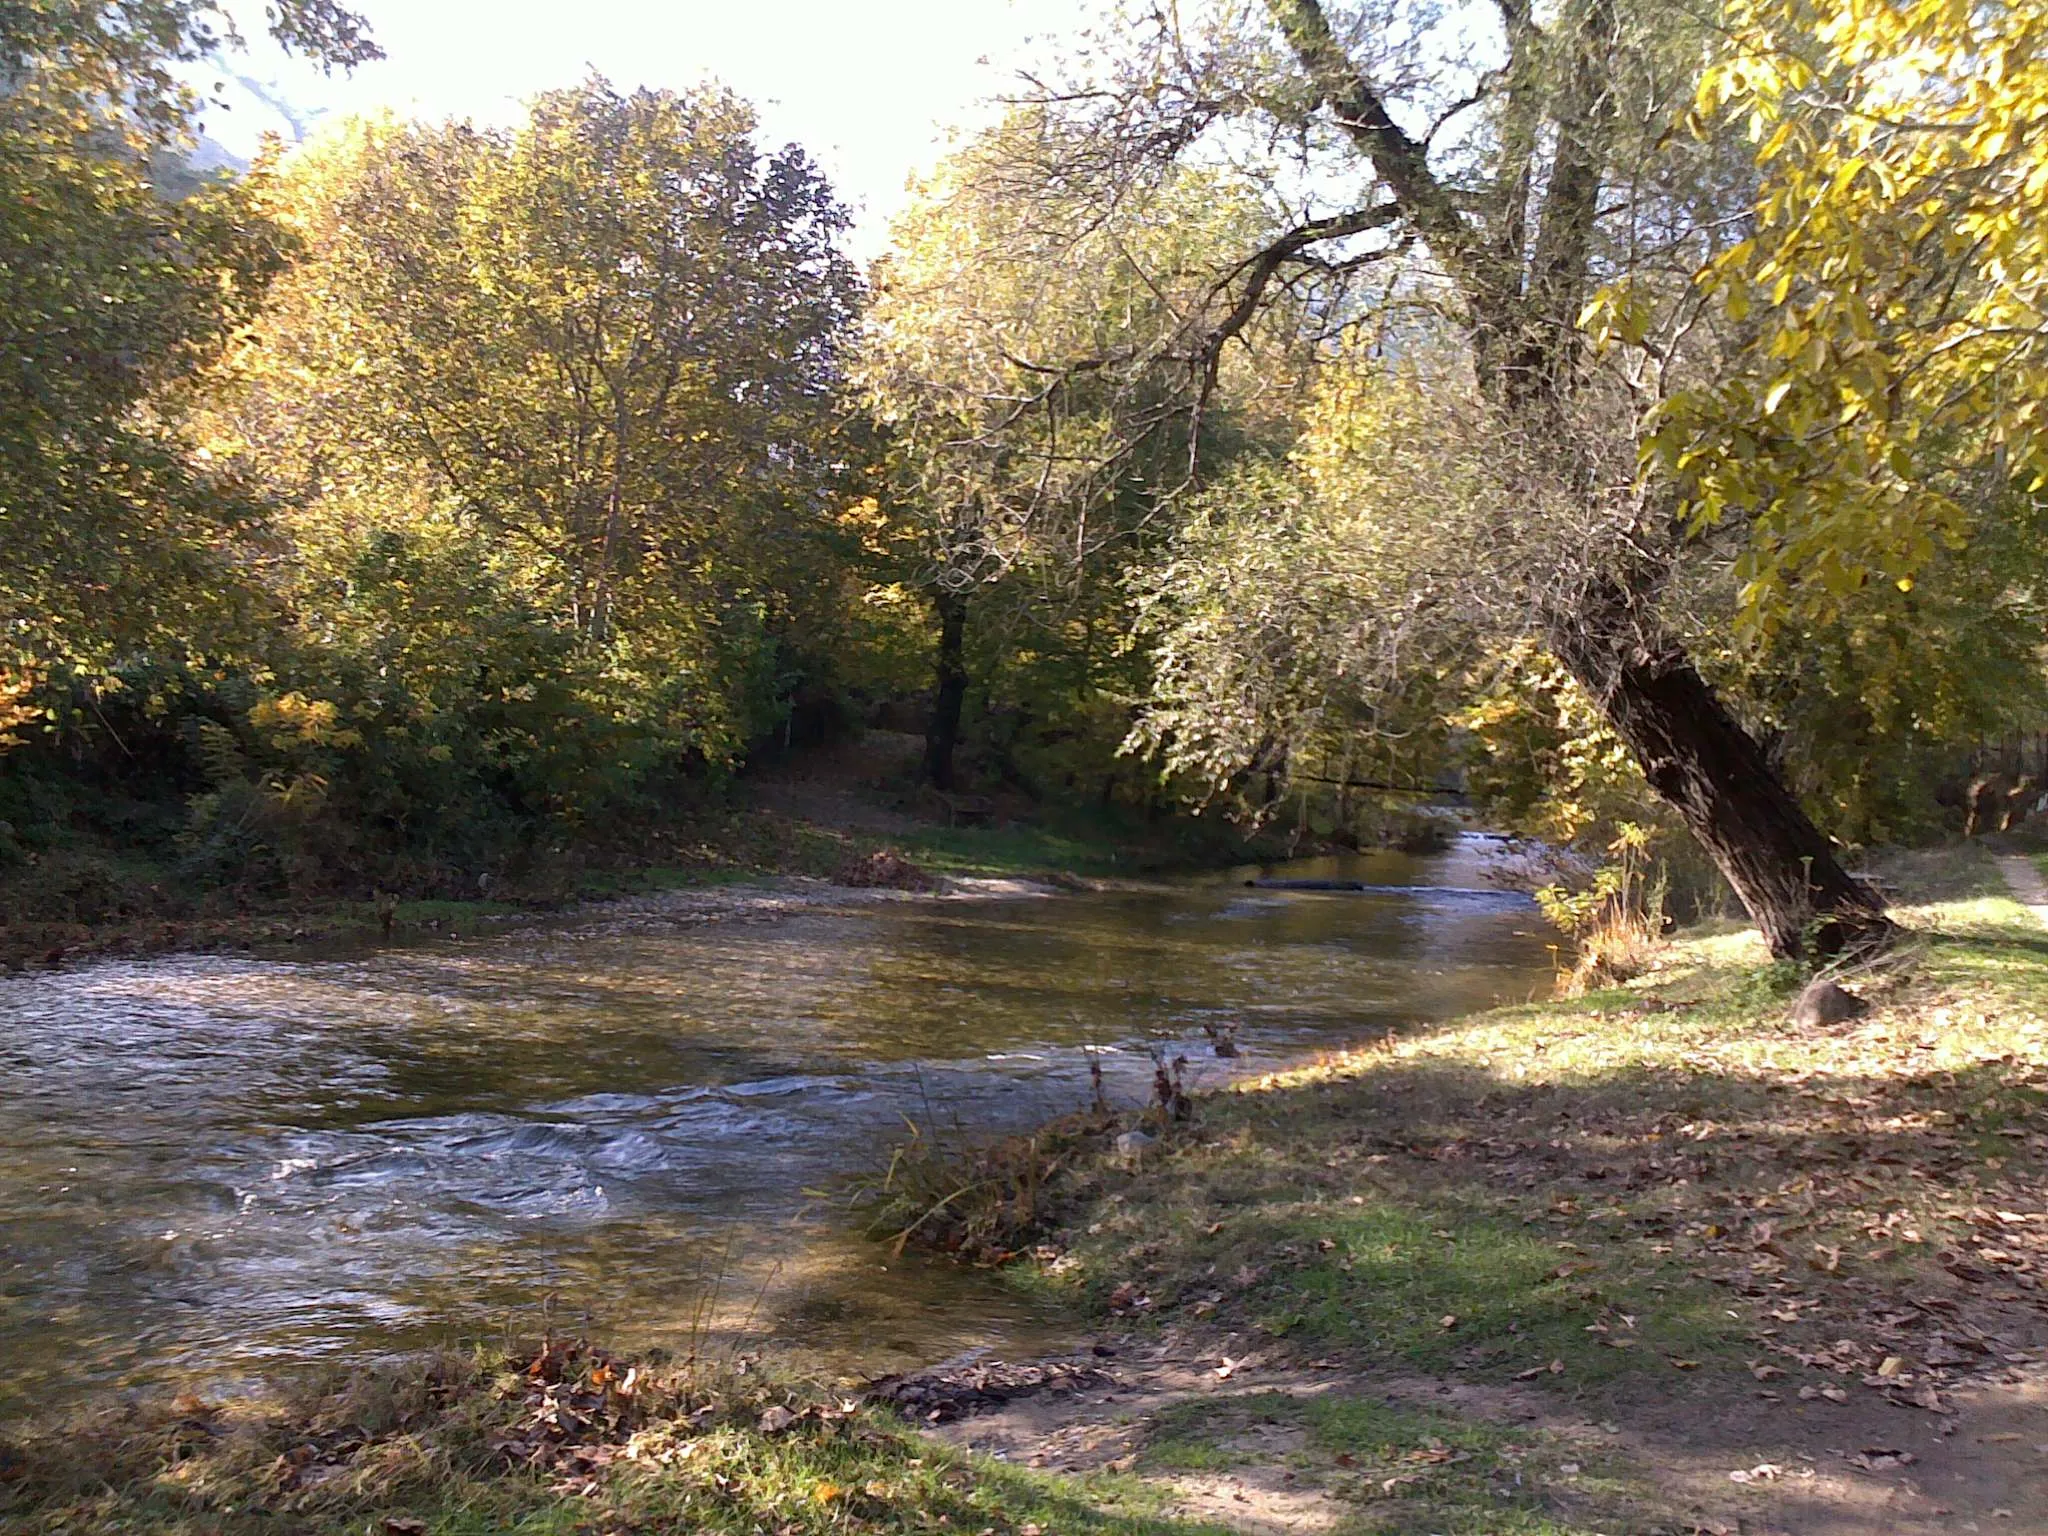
[0, 839, 1552, 1412]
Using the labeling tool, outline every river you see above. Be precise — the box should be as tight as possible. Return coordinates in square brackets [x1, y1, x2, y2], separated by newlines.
[0, 838, 1553, 1412]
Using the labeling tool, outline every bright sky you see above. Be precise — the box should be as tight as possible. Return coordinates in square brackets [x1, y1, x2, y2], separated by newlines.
[200, 0, 1098, 254]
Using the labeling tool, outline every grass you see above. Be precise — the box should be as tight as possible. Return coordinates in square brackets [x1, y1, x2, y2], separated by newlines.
[0, 1341, 1231, 1536]
[976, 843, 2048, 1426]
[1139, 1394, 1653, 1534]
[887, 803, 1281, 880]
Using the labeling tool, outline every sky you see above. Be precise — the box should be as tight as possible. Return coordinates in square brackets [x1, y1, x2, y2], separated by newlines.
[198, 0, 1100, 254]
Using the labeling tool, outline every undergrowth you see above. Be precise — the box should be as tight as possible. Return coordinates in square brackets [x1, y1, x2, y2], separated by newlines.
[0, 1339, 1222, 1536]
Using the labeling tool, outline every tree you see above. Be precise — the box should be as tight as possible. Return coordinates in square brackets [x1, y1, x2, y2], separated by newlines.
[221, 81, 863, 763]
[0, 0, 376, 685]
[1666, 0, 2048, 655]
[916, 0, 1892, 958]
[858, 113, 1296, 790]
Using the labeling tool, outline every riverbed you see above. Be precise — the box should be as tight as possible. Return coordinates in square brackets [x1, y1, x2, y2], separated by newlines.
[0, 838, 1553, 1411]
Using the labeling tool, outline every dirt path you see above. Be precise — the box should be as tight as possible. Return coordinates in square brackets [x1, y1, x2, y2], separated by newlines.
[2000, 854, 2048, 927]
[901, 1330, 2048, 1535]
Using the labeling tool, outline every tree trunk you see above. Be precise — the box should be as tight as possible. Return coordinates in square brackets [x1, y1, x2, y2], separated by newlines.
[1551, 614, 1891, 963]
[923, 590, 969, 791]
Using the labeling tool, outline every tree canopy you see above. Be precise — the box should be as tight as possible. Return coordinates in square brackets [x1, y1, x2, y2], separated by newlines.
[3, 0, 2045, 946]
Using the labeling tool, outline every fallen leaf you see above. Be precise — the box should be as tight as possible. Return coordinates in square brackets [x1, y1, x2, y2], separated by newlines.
[1107, 1281, 1153, 1312]
[758, 1405, 798, 1434]
[1902, 1384, 1951, 1413]
[1729, 1462, 1784, 1484]
[1439, 1314, 1458, 1330]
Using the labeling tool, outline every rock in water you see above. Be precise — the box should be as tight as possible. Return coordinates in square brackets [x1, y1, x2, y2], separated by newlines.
[1791, 978, 1868, 1028]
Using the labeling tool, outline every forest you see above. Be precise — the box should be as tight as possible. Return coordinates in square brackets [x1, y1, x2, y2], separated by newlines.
[14, 5, 2048, 1532]
[5, 0, 2048, 955]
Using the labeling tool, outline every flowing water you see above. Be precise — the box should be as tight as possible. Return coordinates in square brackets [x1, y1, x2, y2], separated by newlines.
[0, 838, 1553, 1412]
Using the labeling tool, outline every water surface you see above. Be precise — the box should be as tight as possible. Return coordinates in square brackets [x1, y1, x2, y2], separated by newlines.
[0, 838, 1550, 1410]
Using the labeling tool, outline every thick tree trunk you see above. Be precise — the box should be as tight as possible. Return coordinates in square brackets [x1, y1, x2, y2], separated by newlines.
[923, 590, 969, 791]
[1552, 615, 1891, 963]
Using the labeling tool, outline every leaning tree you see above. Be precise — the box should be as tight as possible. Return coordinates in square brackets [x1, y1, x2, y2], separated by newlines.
[896, 0, 1895, 959]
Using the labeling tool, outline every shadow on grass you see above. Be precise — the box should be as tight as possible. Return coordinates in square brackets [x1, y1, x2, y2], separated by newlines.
[1022, 933, 2048, 1448]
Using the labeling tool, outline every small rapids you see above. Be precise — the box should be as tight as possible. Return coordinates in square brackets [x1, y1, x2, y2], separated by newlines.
[0, 838, 1554, 1411]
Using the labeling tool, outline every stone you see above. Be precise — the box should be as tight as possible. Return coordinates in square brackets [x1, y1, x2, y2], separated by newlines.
[1113, 1130, 1157, 1163]
[1791, 978, 1867, 1028]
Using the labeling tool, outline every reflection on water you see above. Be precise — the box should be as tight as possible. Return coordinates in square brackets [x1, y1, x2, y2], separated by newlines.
[0, 838, 1551, 1410]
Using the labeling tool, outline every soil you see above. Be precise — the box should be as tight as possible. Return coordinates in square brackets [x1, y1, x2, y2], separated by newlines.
[909, 1329, 2048, 1535]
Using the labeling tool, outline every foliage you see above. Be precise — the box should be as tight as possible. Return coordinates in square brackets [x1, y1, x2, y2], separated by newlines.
[1131, 345, 1503, 818]
[1533, 821, 1668, 993]
[7, 0, 2048, 921]
[1668, 0, 2048, 636]
[855, 112, 1302, 791]
[220, 80, 863, 768]
[0, 0, 374, 680]
[0, 93, 283, 677]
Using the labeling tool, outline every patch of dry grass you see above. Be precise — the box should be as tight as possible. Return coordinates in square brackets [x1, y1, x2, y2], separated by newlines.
[0, 1340, 1225, 1536]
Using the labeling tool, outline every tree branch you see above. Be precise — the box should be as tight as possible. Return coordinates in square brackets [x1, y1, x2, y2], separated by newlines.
[1263, 0, 1497, 304]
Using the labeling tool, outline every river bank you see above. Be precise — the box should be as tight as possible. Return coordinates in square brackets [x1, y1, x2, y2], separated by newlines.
[902, 844, 2048, 1533]
[0, 791, 1286, 973]
[0, 838, 1548, 1424]
[9, 847, 2046, 1534]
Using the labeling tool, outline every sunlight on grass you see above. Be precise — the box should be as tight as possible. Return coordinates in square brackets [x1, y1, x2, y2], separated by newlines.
[1005, 892, 2048, 1430]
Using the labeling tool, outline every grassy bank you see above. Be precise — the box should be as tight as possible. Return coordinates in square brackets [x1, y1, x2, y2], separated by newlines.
[0, 795, 1276, 971]
[859, 843, 2048, 1530]
[1020, 899, 2048, 1395]
[0, 1340, 1225, 1536]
